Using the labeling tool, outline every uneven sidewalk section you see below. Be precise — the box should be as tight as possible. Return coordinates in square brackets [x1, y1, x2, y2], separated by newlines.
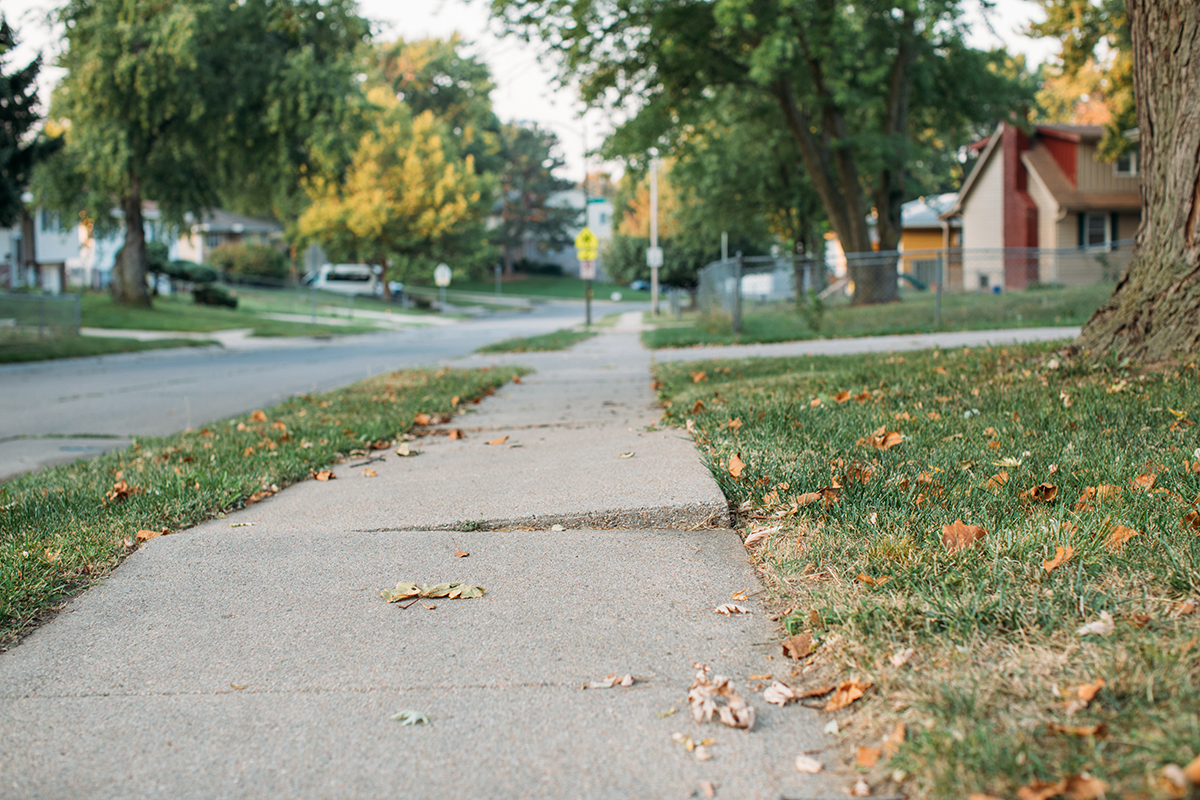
[0, 326, 840, 800]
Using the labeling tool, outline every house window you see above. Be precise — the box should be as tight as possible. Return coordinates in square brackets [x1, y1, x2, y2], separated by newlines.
[978, 273, 989, 290]
[1114, 150, 1137, 177]
[40, 209, 61, 233]
[206, 233, 223, 249]
[1085, 213, 1109, 248]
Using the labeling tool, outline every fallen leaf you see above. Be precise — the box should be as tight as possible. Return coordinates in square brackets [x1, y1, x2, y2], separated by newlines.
[1019, 780, 1067, 800]
[882, 722, 906, 758]
[1105, 524, 1140, 552]
[585, 673, 635, 689]
[927, 411, 942, 421]
[423, 604, 436, 610]
[968, 795, 1005, 800]
[136, 529, 163, 542]
[894, 411, 912, 421]
[942, 520, 988, 554]
[856, 573, 891, 587]
[1183, 511, 1199, 532]
[104, 479, 143, 503]
[1060, 390, 1073, 408]
[1077, 612, 1115, 637]
[795, 755, 824, 774]
[230, 683, 246, 690]
[1047, 722, 1107, 737]
[762, 681, 798, 706]
[694, 746, 712, 763]
[1132, 472, 1157, 491]
[381, 581, 484, 603]
[889, 648, 915, 668]
[698, 780, 716, 798]
[1062, 774, 1107, 799]
[315, 470, 334, 481]
[1183, 755, 1200, 784]
[692, 400, 706, 413]
[617, 451, 635, 459]
[852, 778, 870, 797]
[743, 526, 779, 548]
[727, 453, 746, 479]
[1075, 677, 1105, 702]
[1043, 546, 1075, 573]
[782, 632, 814, 660]
[250, 410, 266, 422]
[486, 436, 509, 445]
[858, 427, 904, 451]
[396, 443, 416, 457]
[810, 397, 822, 408]
[854, 391, 871, 402]
[447, 429, 465, 440]
[798, 684, 835, 699]
[363, 468, 377, 477]
[451, 395, 460, 406]
[1175, 599, 1197, 617]
[688, 664, 755, 730]
[390, 710, 430, 726]
[714, 603, 752, 615]
[1074, 484, 1122, 512]
[835, 391, 852, 404]
[413, 413, 432, 426]
[1020, 483, 1059, 503]
[824, 679, 871, 711]
[986, 471, 1009, 490]
[727, 418, 742, 430]
[691, 371, 707, 383]
[856, 746, 882, 768]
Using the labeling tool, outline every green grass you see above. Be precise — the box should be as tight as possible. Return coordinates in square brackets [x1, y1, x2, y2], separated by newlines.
[449, 273, 652, 301]
[644, 283, 1114, 348]
[0, 334, 215, 363]
[654, 344, 1200, 799]
[229, 285, 438, 319]
[476, 328, 598, 353]
[0, 364, 527, 646]
[81, 292, 378, 337]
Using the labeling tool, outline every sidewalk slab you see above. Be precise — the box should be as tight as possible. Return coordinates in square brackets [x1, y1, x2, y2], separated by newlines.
[0, 325, 843, 799]
[652, 325, 1081, 362]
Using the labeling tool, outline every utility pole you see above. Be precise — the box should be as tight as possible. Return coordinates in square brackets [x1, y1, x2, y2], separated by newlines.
[582, 114, 592, 326]
[649, 158, 660, 316]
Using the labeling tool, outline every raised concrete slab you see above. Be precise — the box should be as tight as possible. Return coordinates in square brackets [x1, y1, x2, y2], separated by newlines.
[0, 323, 841, 799]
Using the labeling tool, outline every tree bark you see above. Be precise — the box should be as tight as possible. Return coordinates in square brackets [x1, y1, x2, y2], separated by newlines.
[1075, 0, 1200, 362]
[113, 175, 151, 307]
[19, 209, 37, 288]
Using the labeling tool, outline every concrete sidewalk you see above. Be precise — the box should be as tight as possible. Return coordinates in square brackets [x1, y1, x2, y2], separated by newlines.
[0, 317, 841, 800]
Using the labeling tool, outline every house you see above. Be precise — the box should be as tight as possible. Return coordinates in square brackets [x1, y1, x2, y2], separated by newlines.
[941, 122, 1140, 290]
[518, 188, 613, 277]
[898, 193, 961, 288]
[174, 209, 284, 265]
[0, 203, 83, 294]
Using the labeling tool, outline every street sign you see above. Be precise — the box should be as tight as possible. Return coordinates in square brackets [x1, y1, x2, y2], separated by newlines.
[575, 227, 599, 261]
[579, 259, 597, 280]
[434, 263, 452, 287]
[646, 246, 663, 268]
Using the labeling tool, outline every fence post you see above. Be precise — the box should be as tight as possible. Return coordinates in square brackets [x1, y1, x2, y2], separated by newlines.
[934, 254, 943, 329]
[310, 284, 317, 325]
[732, 251, 743, 335]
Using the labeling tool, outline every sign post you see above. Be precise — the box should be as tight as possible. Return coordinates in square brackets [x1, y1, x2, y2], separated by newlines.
[575, 227, 599, 326]
[434, 262, 452, 309]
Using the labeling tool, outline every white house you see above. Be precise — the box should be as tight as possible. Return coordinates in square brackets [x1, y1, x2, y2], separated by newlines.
[0, 203, 83, 294]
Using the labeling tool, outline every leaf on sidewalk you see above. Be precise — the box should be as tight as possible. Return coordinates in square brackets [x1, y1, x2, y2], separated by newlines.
[824, 679, 871, 711]
[585, 673, 635, 689]
[486, 436, 509, 445]
[381, 581, 485, 603]
[688, 664, 755, 730]
[781, 632, 815, 660]
[363, 468, 377, 477]
[762, 681, 798, 707]
[714, 603, 751, 615]
[856, 746, 882, 768]
[795, 755, 824, 774]
[391, 709, 430, 726]
[314, 469, 335, 481]
[448, 429, 465, 440]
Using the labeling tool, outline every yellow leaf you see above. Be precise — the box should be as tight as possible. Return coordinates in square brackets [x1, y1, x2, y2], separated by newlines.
[1043, 546, 1074, 573]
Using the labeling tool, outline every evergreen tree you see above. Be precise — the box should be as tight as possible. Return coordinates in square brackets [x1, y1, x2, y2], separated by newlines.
[0, 17, 55, 229]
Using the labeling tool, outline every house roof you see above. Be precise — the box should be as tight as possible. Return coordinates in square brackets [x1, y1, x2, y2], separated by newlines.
[1022, 146, 1141, 213]
[194, 209, 283, 235]
[1034, 124, 1106, 143]
[903, 193, 959, 228]
[942, 127, 1003, 219]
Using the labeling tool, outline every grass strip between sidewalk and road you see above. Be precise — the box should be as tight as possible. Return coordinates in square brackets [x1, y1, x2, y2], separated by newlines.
[654, 343, 1200, 799]
[476, 328, 597, 353]
[645, 284, 1112, 349]
[0, 334, 215, 364]
[0, 364, 527, 648]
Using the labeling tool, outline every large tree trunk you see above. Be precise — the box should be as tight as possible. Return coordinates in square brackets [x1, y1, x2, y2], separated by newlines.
[1075, 0, 1200, 361]
[113, 176, 151, 307]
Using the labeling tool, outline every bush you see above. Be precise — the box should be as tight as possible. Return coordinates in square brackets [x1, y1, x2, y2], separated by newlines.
[166, 260, 218, 284]
[193, 283, 238, 308]
[515, 259, 563, 277]
[208, 242, 288, 280]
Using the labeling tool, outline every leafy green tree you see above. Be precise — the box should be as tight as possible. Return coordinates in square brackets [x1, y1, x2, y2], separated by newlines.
[39, 0, 367, 307]
[494, 122, 578, 276]
[0, 18, 58, 229]
[489, 0, 1032, 304]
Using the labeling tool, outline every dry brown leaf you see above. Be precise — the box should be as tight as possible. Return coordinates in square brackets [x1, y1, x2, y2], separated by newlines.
[1074, 484, 1122, 512]
[1076, 677, 1105, 702]
[782, 633, 814, 660]
[984, 426, 998, 437]
[856, 746, 882, 768]
[894, 411, 912, 421]
[363, 468, 377, 477]
[942, 520, 988, 554]
[315, 470, 334, 481]
[795, 755, 824, 774]
[1105, 524, 1141, 552]
[1018, 780, 1067, 800]
[691, 371, 707, 383]
[453, 548, 469, 558]
[968, 795, 1005, 800]
[854, 391, 871, 402]
[835, 391, 852, 404]
[714, 603, 751, 615]
[1132, 472, 1157, 491]
[986, 471, 1009, 490]
[486, 436, 509, 446]
[727, 453, 746, 479]
[413, 413, 432, 426]
[448, 429, 465, 440]
[250, 410, 266, 422]
[762, 681, 798, 706]
[824, 679, 871, 711]
[104, 479, 143, 503]
[1062, 774, 1107, 799]
[688, 665, 755, 730]
[699, 780, 716, 798]
[136, 529, 163, 542]
[1047, 722, 1107, 737]
[809, 397, 822, 408]
[1020, 482, 1059, 503]
[858, 427, 904, 451]
[1183, 511, 1200, 532]
[1183, 755, 1200, 784]
[882, 722, 906, 758]
[1175, 599, 1197, 616]
[1043, 546, 1075, 573]
[727, 418, 742, 430]
[692, 400, 706, 413]
[856, 573, 891, 587]
[927, 411, 942, 421]
[797, 684, 835, 699]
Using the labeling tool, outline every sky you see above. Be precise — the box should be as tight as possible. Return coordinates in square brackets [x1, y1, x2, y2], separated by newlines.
[5, 0, 1061, 179]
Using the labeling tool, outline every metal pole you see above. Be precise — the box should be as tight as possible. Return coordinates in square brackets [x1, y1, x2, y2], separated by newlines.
[74, 292, 81, 333]
[721, 231, 728, 262]
[495, 264, 501, 298]
[310, 284, 316, 325]
[440, 286, 446, 308]
[650, 158, 659, 316]
[586, 279, 592, 326]
[732, 251, 743, 335]
[935, 254, 943, 329]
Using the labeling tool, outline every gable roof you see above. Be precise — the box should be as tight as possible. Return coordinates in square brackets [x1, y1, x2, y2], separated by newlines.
[942, 126, 1003, 219]
[1021, 146, 1141, 212]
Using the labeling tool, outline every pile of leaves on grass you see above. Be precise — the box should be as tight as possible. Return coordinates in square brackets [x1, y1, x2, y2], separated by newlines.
[476, 328, 596, 353]
[0, 365, 525, 647]
[655, 343, 1200, 799]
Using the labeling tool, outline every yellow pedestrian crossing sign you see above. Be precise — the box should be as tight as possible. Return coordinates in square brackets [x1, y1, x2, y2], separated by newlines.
[575, 227, 599, 261]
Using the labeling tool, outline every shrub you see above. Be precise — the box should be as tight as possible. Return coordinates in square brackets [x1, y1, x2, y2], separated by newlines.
[193, 283, 237, 308]
[208, 242, 288, 279]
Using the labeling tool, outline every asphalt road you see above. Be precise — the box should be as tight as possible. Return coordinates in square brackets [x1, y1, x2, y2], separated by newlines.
[0, 300, 636, 479]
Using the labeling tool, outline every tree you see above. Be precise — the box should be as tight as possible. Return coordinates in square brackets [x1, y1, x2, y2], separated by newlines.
[297, 87, 491, 288]
[41, 0, 366, 307]
[1074, 0, 1200, 361]
[489, 0, 1032, 304]
[493, 122, 578, 276]
[0, 18, 57, 229]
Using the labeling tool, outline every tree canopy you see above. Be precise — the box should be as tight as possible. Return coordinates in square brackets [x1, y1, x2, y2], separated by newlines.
[493, 122, 578, 275]
[0, 17, 57, 229]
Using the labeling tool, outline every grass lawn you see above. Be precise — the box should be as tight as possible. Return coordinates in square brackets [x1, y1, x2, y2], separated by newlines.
[645, 283, 1114, 349]
[654, 344, 1200, 799]
[476, 328, 597, 353]
[230, 285, 438, 319]
[0, 334, 215, 364]
[81, 292, 378, 337]
[449, 273, 652, 301]
[0, 365, 526, 647]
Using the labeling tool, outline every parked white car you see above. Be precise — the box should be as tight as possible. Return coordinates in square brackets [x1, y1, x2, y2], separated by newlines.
[305, 264, 381, 296]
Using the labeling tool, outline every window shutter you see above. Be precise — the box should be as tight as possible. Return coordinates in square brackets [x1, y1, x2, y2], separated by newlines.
[1078, 214, 1085, 247]
[1110, 212, 1119, 245]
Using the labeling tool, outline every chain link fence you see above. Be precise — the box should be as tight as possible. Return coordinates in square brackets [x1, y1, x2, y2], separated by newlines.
[698, 243, 1134, 333]
[0, 293, 82, 340]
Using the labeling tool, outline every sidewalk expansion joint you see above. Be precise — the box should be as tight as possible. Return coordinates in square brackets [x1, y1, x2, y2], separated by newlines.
[2, 680, 596, 700]
[354, 504, 731, 533]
